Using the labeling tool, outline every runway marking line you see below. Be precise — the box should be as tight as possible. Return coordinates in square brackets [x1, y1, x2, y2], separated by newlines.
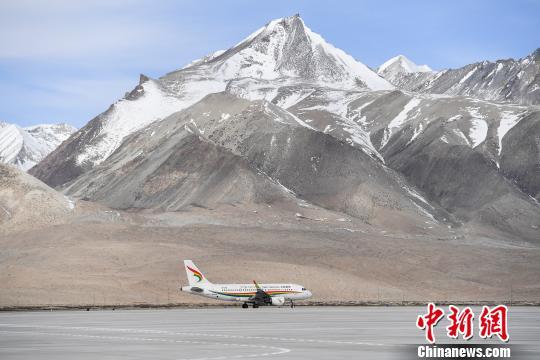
[0, 329, 291, 360]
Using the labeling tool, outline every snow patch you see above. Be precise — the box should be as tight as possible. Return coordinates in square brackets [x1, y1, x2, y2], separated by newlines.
[407, 123, 424, 144]
[219, 113, 231, 122]
[76, 81, 186, 166]
[459, 67, 477, 84]
[468, 119, 488, 148]
[466, 107, 488, 147]
[447, 115, 462, 122]
[381, 97, 422, 148]
[64, 195, 75, 210]
[388, 98, 422, 129]
[402, 184, 437, 222]
[497, 111, 523, 155]
[453, 129, 471, 146]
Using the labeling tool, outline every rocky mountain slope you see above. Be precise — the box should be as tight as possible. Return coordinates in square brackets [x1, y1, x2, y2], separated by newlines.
[223, 82, 540, 241]
[379, 48, 540, 105]
[63, 92, 451, 230]
[29, 15, 540, 243]
[0, 122, 76, 171]
[0, 163, 76, 231]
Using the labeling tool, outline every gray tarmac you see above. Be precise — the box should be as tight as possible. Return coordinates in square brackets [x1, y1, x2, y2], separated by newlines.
[0, 307, 538, 359]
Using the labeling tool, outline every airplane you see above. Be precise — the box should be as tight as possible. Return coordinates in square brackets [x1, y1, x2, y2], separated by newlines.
[180, 260, 312, 308]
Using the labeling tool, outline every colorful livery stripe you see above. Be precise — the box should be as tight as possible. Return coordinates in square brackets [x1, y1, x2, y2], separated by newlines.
[187, 266, 203, 282]
[210, 290, 302, 298]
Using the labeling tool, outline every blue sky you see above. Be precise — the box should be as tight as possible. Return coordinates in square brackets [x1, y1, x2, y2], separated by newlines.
[1, 0, 538, 128]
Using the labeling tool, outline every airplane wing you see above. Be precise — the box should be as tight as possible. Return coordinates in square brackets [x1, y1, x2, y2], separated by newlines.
[250, 280, 271, 305]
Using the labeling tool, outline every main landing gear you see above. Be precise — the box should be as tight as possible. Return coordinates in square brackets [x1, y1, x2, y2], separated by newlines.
[290, 300, 295, 308]
[241, 303, 259, 308]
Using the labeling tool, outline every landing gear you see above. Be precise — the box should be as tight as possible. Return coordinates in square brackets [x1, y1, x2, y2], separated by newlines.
[241, 302, 261, 309]
[290, 300, 295, 308]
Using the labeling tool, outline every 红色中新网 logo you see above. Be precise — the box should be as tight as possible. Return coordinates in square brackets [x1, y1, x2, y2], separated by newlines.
[416, 303, 509, 343]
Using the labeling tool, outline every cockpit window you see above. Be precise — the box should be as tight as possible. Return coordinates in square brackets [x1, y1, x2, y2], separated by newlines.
[302, 287, 306, 290]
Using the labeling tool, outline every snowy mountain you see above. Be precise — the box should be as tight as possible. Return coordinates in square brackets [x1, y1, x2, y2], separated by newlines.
[377, 55, 432, 85]
[0, 122, 76, 171]
[29, 15, 540, 242]
[31, 15, 392, 187]
[383, 48, 540, 105]
[377, 55, 435, 92]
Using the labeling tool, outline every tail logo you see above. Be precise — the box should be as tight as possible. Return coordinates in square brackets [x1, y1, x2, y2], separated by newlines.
[187, 266, 203, 282]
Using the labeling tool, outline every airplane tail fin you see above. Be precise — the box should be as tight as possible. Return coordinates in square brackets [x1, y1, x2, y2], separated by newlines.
[184, 260, 212, 286]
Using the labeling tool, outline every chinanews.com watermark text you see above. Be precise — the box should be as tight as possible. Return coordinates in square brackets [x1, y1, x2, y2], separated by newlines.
[412, 303, 513, 359]
[417, 344, 510, 358]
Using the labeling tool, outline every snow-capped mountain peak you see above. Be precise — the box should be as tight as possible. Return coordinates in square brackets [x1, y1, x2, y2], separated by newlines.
[184, 14, 393, 90]
[31, 14, 398, 186]
[378, 54, 433, 76]
[0, 122, 76, 171]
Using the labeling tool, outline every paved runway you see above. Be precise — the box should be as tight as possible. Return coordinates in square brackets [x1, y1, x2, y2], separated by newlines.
[0, 307, 538, 359]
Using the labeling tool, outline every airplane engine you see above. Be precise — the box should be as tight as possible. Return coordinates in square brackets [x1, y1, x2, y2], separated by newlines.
[271, 296, 285, 306]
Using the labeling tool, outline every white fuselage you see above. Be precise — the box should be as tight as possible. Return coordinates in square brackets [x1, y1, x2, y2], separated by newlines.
[181, 283, 312, 302]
